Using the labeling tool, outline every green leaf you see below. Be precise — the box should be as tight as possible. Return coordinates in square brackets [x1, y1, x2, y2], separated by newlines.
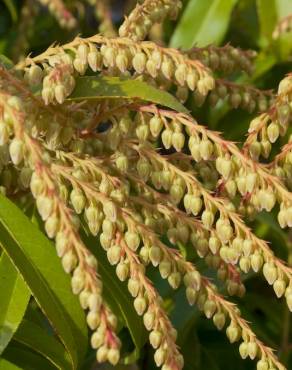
[0, 194, 87, 370]
[81, 229, 147, 351]
[14, 319, 71, 370]
[2, 0, 17, 22]
[256, 0, 278, 48]
[170, 0, 238, 48]
[68, 76, 188, 114]
[2, 343, 56, 370]
[0, 252, 30, 355]
[0, 358, 22, 370]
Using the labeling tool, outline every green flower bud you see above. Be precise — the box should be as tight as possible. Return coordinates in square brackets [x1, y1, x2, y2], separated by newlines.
[149, 115, 163, 137]
[213, 312, 226, 330]
[115, 153, 128, 173]
[161, 128, 173, 149]
[62, 250, 77, 273]
[125, 231, 140, 251]
[149, 330, 162, 349]
[168, 272, 181, 289]
[103, 201, 117, 222]
[96, 345, 108, 363]
[79, 290, 90, 310]
[70, 188, 85, 214]
[172, 132, 185, 151]
[226, 323, 241, 343]
[136, 123, 150, 141]
[248, 341, 258, 359]
[170, 184, 184, 204]
[186, 287, 198, 305]
[102, 219, 115, 238]
[56, 232, 68, 257]
[263, 262, 278, 285]
[116, 262, 129, 281]
[45, 215, 59, 238]
[202, 210, 215, 229]
[88, 293, 102, 312]
[199, 139, 213, 160]
[134, 296, 147, 315]
[132, 52, 147, 73]
[273, 278, 286, 298]
[116, 51, 129, 73]
[161, 57, 174, 79]
[186, 70, 199, 90]
[250, 252, 263, 272]
[42, 87, 54, 104]
[36, 195, 54, 221]
[175, 64, 188, 86]
[54, 84, 66, 104]
[128, 278, 140, 297]
[159, 259, 172, 279]
[107, 348, 120, 366]
[143, 310, 155, 331]
[107, 245, 121, 265]
[87, 49, 102, 72]
[149, 245, 162, 266]
[239, 342, 249, 359]
[257, 359, 269, 370]
[204, 299, 217, 318]
[239, 256, 251, 273]
[100, 232, 112, 250]
[71, 272, 85, 295]
[154, 347, 166, 367]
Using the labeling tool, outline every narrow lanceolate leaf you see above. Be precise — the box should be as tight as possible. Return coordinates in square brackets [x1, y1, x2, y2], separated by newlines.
[14, 319, 71, 370]
[68, 76, 189, 113]
[2, 344, 56, 370]
[0, 253, 30, 355]
[82, 229, 147, 351]
[0, 194, 87, 370]
[256, 0, 278, 47]
[170, 0, 238, 48]
[0, 358, 22, 370]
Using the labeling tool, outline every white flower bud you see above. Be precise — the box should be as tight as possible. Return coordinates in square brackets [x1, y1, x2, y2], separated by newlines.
[186, 287, 198, 305]
[128, 278, 140, 297]
[239, 342, 249, 359]
[132, 52, 147, 73]
[96, 345, 108, 363]
[263, 262, 278, 285]
[45, 215, 59, 238]
[134, 296, 147, 316]
[149, 330, 162, 349]
[149, 246, 162, 267]
[143, 310, 155, 331]
[168, 272, 181, 289]
[103, 201, 117, 222]
[87, 311, 101, 330]
[213, 312, 226, 330]
[36, 195, 54, 221]
[175, 64, 188, 86]
[226, 323, 241, 343]
[149, 116, 163, 138]
[107, 348, 120, 366]
[88, 50, 102, 72]
[62, 250, 77, 273]
[199, 139, 213, 160]
[91, 330, 104, 349]
[250, 252, 263, 272]
[204, 299, 217, 318]
[161, 128, 173, 149]
[27, 65, 43, 86]
[70, 188, 85, 214]
[116, 262, 129, 281]
[125, 231, 140, 251]
[248, 341, 258, 359]
[9, 138, 24, 165]
[56, 232, 68, 257]
[107, 245, 121, 265]
[172, 132, 185, 151]
[154, 347, 166, 367]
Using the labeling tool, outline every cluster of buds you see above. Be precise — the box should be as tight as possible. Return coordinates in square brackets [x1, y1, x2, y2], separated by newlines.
[20, 36, 215, 105]
[119, 0, 182, 41]
[37, 0, 77, 29]
[245, 74, 292, 159]
[188, 44, 256, 75]
[41, 61, 75, 104]
[208, 80, 273, 112]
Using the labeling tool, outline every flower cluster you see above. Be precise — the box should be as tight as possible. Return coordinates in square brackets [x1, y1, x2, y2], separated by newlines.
[119, 0, 182, 41]
[1, 3, 292, 370]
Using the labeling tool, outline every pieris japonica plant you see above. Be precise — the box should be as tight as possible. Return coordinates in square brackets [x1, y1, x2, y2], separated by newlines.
[0, 0, 292, 370]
